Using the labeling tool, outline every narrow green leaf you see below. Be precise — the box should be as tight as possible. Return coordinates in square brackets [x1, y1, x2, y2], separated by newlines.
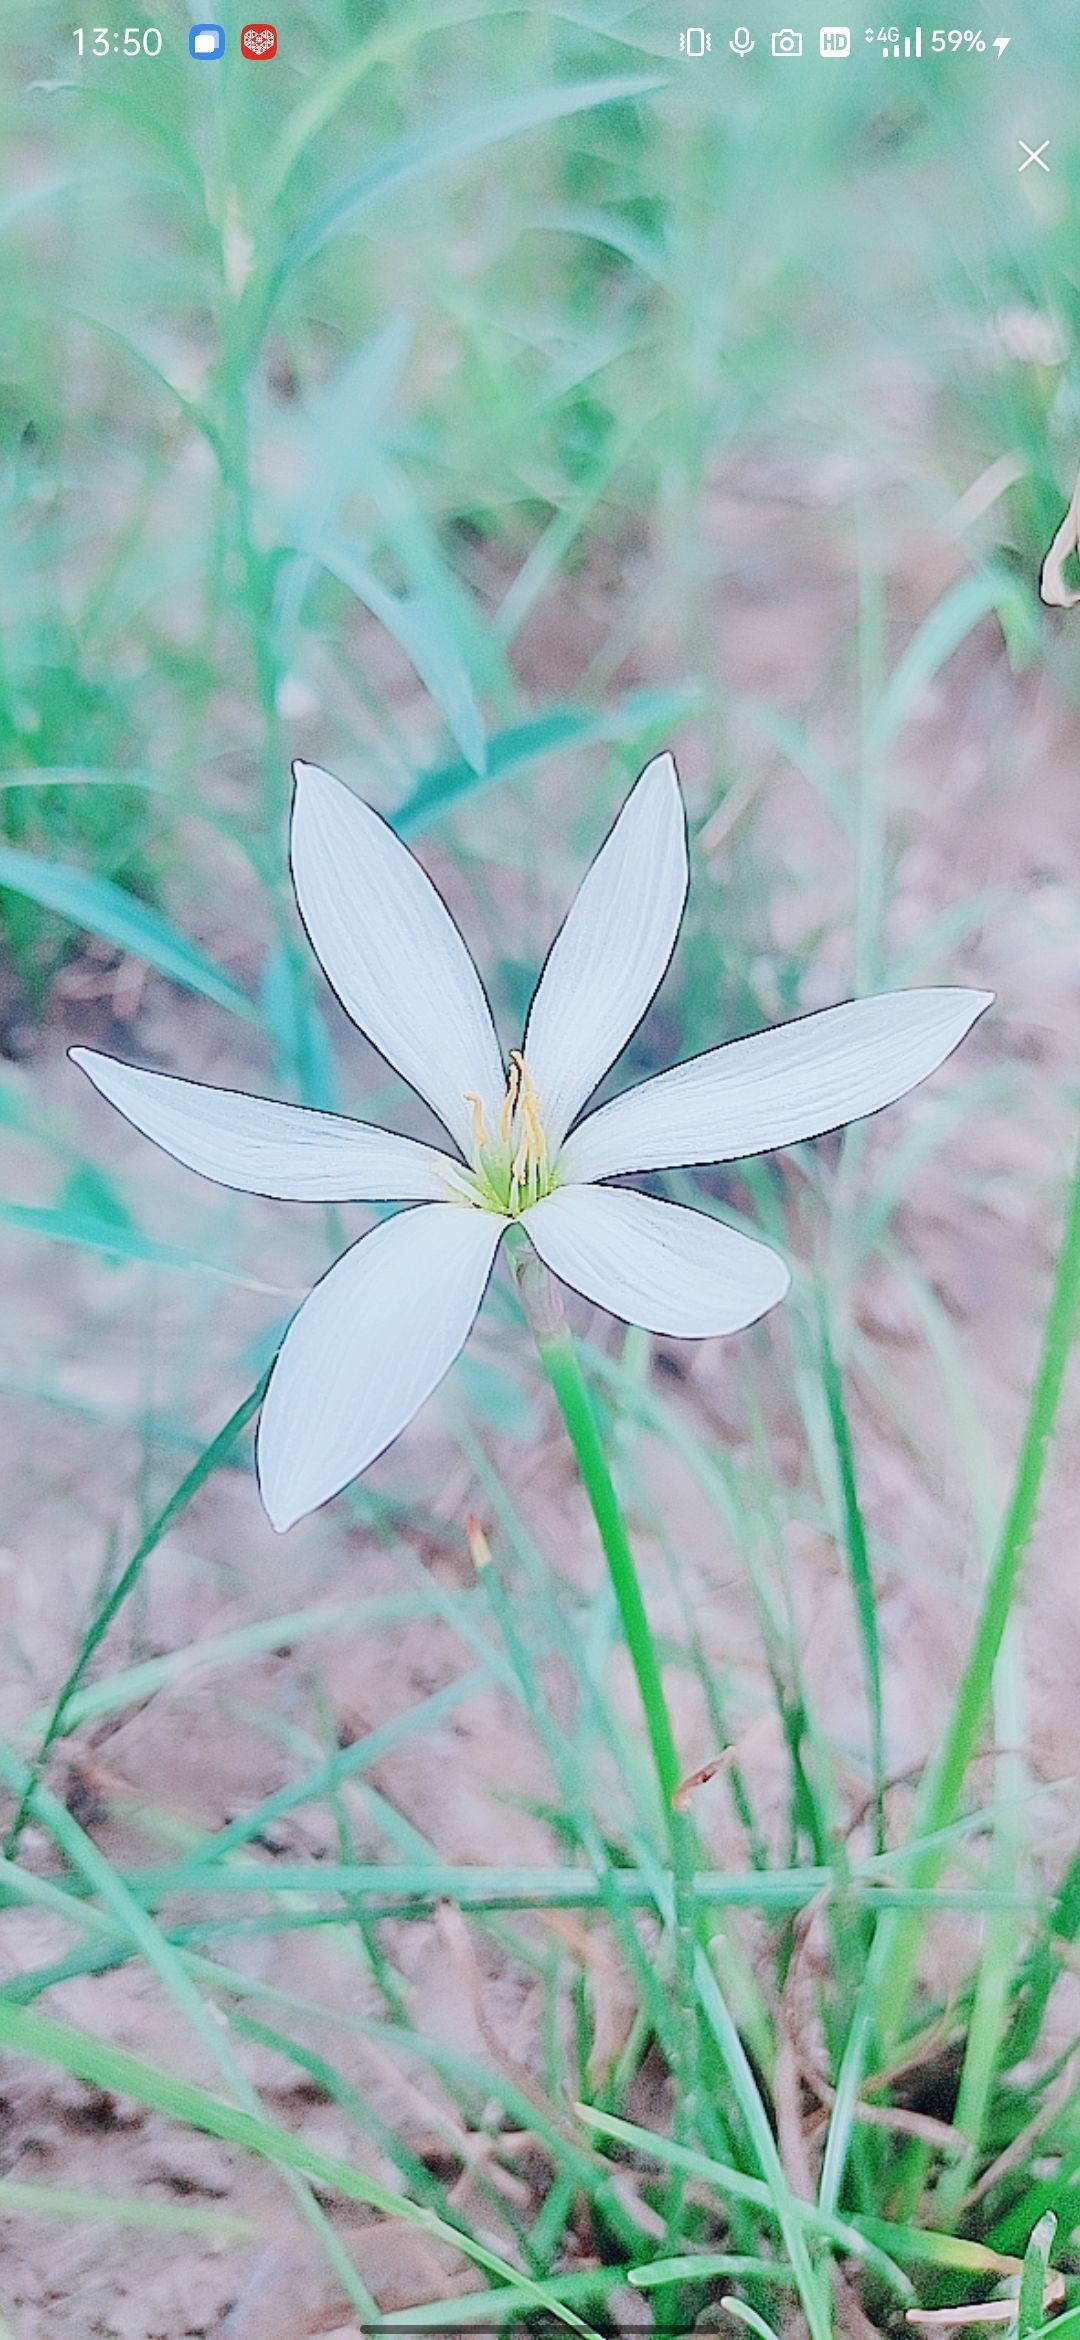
[577, 2106, 912, 2297]
[817, 1301, 885, 1848]
[5, 1373, 269, 1854]
[275, 77, 666, 287]
[1019, 2214, 1058, 2340]
[1018, 2307, 1080, 2340]
[0, 765, 171, 796]
[0, 847, 255, 1021]
[397, 686, 700, 836]
[875, 1122, 1080, 2046]
[0, 1201, 280, 1289]
[870, 569, 1028, 754]
[316, 541, 487, 774]
[721, 2298, 784, 2340]
[628, 2255, 796, 2289]
[0, 2179, 254, 2239]
[0, 2001, 596, 2337]
[19, 1593, 435, 1740]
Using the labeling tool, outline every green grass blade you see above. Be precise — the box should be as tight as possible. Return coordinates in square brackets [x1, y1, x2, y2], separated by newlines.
[1018, 2214, 1058, 2340]
[869, 569, 1030, 755]
[817, 1299, 885, 1847]
[273, 78, 666, 288]
[578, 2106, 913, 2298]
[875, 1123, 1080, 2046]
[396, 686, 699, 835]
[0, 847, 255, 1022]
[0, 2180, 254, 2239]
[315, 542, 487, 774]
[0, 1201, 280, 1289]
[0, 2001, 599, 2336]
[4, 1372, 269, 1853]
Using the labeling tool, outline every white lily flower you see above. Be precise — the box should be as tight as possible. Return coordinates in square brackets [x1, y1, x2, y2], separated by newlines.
[72, 756, 992, 1531]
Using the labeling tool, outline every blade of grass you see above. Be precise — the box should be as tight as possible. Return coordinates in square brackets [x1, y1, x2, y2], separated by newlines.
[314, 542, 487, 774]
[18, 1591, 438, 1740]
[0, 2000, 599, 2336]
[577, 2106, 912, 2298]
[875, 1122, 1080, 2046]
[0, 1200, 286, 1290]
[1018, 2213, 1058, 2339]
[817, 1296, 885, 1851]
[0, 1742, 380, 2323]
[4, 1370, 269, 1853]
[396, 686, 699, 836]
[0, 846, 255, 1022]
[0, 2180, 255, 2239]
[271, 77, 666, 290]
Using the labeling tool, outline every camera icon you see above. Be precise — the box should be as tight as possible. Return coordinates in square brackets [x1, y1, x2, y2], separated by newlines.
[771, 27, 803, 53]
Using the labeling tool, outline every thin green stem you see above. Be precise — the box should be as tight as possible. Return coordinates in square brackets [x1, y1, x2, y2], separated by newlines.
[817, 1297, 885, 1855]
[4, 1372, 269, 1857]
[508, 1232, 680, 1810]
[507, 1232, 700, 2262]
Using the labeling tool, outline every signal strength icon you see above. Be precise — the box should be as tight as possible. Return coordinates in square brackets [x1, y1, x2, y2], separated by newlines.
[882, 25, 922, 53]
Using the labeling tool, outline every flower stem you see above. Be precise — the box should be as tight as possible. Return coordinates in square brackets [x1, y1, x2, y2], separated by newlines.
[508, 1231, 681, 1812]
[508, 1232, 700, 2259]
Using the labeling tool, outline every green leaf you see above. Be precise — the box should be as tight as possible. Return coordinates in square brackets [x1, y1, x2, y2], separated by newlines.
[0, 765, 171, 797]
[396, 685, 700, 836]
[870, 569, 1029, 754]
[274, 317, 413, 658]
[0, 1200, 280, 1290]
[274, 77, 666, 288]
[1019, 2214, 1058, 2340]
[316, 540, 487, 775]
[0, 847, 255, 1022]
[0, 2179, 254, 2239]
[0, 2001, 597, 2337]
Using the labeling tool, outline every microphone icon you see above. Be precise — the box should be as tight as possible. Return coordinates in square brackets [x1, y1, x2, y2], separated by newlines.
[730, 24, 755, 50]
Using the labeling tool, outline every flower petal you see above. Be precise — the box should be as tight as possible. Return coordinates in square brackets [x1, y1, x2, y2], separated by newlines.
[559, 988, 994, 1185]
[70, 1048, 462, 1202]
[257, 1202, 505, 1531]
[291, 762, 505, 1158]
[522, 753, 688, 1155]
[522, 1183, 789, 1337]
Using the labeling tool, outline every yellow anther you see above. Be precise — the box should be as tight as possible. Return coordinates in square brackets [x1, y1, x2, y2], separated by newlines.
[508, 1052, 546, 1195]
[465, 1093, 491, 1153]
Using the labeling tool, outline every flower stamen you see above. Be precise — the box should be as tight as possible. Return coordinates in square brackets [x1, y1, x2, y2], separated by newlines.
[462, 1052, 551, 1214]
[508, 1050, 547, 1211]
[465, 1092, 491, 1154]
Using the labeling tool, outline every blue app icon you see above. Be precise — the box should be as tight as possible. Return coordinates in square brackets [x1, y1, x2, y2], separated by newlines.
[189, 22, 226, 56]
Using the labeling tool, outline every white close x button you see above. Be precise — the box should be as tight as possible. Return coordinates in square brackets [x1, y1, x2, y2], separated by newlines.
[1018, 140, 1051, 173]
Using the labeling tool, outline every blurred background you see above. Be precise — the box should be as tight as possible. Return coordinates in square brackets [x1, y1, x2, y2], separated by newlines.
[0, 3, 1078, 2333]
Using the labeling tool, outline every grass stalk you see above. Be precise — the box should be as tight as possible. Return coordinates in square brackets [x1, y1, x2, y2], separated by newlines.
[4, 1371, 269, 1857]
[875, 1124, 1080, 2047]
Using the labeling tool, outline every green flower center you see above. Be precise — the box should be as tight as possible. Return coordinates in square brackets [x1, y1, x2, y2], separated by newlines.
[463, 1051, 557, 1217]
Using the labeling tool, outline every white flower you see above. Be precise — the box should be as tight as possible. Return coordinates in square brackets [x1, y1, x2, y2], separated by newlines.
[72, 757, 992, 1532]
